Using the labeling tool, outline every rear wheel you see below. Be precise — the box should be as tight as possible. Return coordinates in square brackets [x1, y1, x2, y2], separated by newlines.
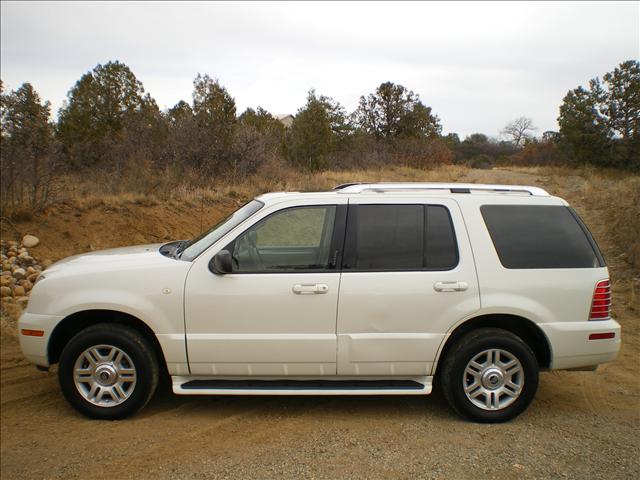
[440, 328, 539, 423]
[58, 323, 159, 420]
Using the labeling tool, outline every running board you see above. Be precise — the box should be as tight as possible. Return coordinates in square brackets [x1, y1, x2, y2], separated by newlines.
[172, 377, 433, 396]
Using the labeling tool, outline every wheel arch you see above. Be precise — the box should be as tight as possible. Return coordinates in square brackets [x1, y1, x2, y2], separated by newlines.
[433, 313, 552, 374]
[48, 309, 167, 371]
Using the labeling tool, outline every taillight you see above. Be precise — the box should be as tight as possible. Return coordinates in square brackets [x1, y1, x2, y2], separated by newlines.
[589, 279, 611, 320]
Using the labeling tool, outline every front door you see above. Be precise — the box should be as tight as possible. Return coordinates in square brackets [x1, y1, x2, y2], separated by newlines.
[336, 198, 480, 376]
[184, 201, 346, 376]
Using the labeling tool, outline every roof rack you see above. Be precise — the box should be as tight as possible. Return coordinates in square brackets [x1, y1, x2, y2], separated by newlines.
[333, 182, 549, 196]
[333, 183, 362, 190]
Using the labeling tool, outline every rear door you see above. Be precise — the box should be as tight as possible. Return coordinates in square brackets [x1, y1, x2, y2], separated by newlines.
[336, 197, 480, 376]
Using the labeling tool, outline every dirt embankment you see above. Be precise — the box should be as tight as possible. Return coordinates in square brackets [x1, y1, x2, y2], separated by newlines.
[1, 167, 638, 479]
[2, 197, 242, 264]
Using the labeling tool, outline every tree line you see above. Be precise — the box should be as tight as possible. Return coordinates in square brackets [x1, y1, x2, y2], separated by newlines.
[1, 59, 638, 211]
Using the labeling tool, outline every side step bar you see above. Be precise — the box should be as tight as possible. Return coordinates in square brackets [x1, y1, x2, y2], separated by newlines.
[172, 377, 433, 396]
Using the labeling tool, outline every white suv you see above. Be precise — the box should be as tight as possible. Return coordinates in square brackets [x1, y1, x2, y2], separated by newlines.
[18, 183, 621, 422]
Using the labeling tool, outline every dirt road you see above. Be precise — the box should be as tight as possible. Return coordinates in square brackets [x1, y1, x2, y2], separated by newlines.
[1, 169, 639, 479]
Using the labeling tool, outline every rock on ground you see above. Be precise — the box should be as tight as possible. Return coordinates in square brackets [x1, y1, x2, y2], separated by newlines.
[0, 240, 48, 305]
[21, 235, 39, 248]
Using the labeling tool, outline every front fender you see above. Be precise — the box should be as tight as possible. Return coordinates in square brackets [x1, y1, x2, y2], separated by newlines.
[24, 261, 191, 372]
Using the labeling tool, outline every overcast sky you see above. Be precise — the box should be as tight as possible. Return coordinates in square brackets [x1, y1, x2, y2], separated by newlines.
[1, 1, 638, 137]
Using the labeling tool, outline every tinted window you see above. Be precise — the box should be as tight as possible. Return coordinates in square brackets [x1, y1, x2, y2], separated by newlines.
[231, 206, 336, 272]
[481, 205, 603, 269]
[426, 205, 459, 269]
[343, 204, 458, 271]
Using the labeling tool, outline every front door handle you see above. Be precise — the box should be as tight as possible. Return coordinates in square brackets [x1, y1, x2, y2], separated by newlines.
[433, 281, 469, 292]
[292, 283, 329, 295]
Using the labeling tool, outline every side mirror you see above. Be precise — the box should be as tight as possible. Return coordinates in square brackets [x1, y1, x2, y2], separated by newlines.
[209, 250, 233, 275]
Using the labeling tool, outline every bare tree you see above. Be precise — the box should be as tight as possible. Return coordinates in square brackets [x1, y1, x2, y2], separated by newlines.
[502, 117, 537, 147]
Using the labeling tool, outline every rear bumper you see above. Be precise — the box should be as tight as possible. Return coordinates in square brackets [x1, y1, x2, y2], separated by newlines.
[539, 319, 621, 370]
[18, 312, 64, 367]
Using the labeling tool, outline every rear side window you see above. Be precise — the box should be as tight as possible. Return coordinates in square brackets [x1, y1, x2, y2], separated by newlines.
[426, 205, 458, 269]
[343, 204, 458, 271]
[481, 205, 604, 269]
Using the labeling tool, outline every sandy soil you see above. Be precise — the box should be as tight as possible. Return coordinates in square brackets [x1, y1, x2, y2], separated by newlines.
[1, 168, 638, 479]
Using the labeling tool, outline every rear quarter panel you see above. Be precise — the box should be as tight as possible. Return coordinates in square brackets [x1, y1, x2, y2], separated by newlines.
[459, 194, 606, 325]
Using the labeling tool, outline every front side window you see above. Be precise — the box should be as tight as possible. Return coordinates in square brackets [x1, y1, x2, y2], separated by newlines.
[342, 204, 458, 271]
[230, 206, 337, 272]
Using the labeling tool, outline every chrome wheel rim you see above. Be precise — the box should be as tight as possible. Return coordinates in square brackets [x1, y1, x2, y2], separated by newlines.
[73, 344, 137, 407]
[463, 348, 524, 411]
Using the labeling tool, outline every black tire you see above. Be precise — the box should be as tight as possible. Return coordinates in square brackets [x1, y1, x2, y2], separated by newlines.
[440, 328, 539, 423]
[58, 323, 159, 420]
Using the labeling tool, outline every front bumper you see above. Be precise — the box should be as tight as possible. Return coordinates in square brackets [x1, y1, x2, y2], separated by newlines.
[539, 319, 621, 370]
[18, 312, 64, 367]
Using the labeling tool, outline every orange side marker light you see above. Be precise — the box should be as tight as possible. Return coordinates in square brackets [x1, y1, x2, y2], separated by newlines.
[21, 329, 44, 337]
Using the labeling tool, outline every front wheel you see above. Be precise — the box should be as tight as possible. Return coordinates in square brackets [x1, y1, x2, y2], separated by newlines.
[58, 323, 159, 420]
[440, 328, 539, 423]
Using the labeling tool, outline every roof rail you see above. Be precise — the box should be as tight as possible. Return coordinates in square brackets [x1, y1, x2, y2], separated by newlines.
[333, 182, 549, 196]
[333, 183, 362, 190]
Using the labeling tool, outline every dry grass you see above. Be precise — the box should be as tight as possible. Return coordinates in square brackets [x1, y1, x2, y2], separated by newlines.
[581, 174, 640, 270]
[54, 164, 469, 211]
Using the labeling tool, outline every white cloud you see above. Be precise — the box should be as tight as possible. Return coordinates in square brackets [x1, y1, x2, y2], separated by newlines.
[1, 1, 638, 136]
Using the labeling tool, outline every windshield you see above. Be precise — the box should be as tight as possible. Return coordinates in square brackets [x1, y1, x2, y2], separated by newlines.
[180, 199, 264, 261]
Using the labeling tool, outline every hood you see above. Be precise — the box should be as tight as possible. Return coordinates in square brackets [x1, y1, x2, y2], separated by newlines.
[25, 242, 193, 317]
[44, 243, 172, 277]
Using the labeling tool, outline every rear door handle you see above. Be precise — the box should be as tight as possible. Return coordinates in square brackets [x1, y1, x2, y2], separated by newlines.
[433, 281, 469, 292]
[292, 283, 329, 295]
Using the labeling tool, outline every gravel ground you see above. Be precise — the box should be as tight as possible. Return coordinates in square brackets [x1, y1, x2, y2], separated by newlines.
[1, 344, 638, 480]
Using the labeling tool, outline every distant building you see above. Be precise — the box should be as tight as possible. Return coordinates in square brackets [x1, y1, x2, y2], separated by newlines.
[275, 114, 294, 128]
